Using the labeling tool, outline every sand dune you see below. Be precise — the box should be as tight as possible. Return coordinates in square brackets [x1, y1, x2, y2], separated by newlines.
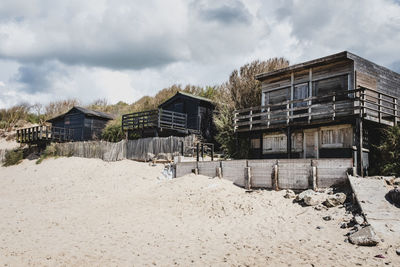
[0, 157, 398, 266]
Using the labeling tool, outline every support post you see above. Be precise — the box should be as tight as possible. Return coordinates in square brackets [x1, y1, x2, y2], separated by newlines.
[245, 167, 252, 190]
[180, 141, 184, 156]
[196, 143, 200, 162]
[273, 163, 279, 191]
[357, 118, 364, 177]
[201, 144, 204, 159]
[312, 165, 317, 191]
[210, 144, 214, 161]
[287, 127, 292, 159]
[217, 167, 222, 178]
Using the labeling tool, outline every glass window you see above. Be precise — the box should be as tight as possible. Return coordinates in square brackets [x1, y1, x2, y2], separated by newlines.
[251, 138, 260, 149]
[313, 75, 348, 102]
[320, 126, 353, 148]
[293, 83, 309, 107]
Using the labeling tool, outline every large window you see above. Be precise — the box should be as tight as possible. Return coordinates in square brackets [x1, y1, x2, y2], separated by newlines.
[263, 133, 287, 154]
[313, 75, 349, 102]
[320, 125, 353, 148]
[293, 83, 309, 107]
[263, 87, 289, 109]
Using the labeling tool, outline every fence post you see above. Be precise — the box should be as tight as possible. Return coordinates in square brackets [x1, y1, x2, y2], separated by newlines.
[267, 106, 271, 128]
[332, 94, 336, 120]
[273, 162, 279, 191]
[245, 167, 252, 190]
[210, 144, 214, 161]
[286, 102, 290, 125]
[249, 108, 253, 130]
[312, 165, 317, 191]
[196, 143, 200, 162]
[180, 140, 184, 156]
[201, 144, 204, 159]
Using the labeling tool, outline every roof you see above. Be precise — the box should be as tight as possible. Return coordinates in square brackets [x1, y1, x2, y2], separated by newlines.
[255, 51, 351, 80]
[47, 106, 114, 122]
[158, 91, 214, 108]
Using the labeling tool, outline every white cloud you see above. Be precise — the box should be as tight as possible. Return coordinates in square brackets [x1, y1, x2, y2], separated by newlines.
[0, 0, 399, 108]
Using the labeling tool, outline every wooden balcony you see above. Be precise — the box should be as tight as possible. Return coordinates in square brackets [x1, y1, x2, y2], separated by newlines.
[16, 126, 74, 143]
[122, 109, 199, 134]
[234, 87, 400, 132]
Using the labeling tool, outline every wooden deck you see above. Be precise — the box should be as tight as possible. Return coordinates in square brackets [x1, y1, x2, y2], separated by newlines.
[16, 126, 74, 144]
[122, 109, 199, 134]
[234, 87, 400, 132]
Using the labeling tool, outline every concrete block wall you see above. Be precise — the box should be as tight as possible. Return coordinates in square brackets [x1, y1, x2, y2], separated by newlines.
[221, 160, 247, 187]
[198, 161, 221, 178]
[277, 159, 311, 190]
[313, 159, 353, 188]
[247, 160, 276, 188]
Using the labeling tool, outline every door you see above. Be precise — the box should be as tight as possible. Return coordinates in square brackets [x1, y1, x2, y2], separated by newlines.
[304, 130, 319, 158]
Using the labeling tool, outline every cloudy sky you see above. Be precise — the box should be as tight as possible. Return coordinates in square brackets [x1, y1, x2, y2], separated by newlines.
[0, 0, 400, 108]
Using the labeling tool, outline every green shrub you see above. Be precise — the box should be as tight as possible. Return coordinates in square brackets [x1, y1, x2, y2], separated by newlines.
[102, 120, 125, 142]
[36, 144, 57, 164]
[377, 125, 400, 176]
[3, 149, 24, 167]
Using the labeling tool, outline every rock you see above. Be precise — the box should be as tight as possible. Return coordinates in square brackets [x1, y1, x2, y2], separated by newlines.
[396, 248, 400, 256]
[284, 189, 296, 199]
[324, 193, 347, 207]
[348, 226, 380, 246]
[353, 215, 364, 225]
[316, 226, 323, 230]
[324, 188, 334, 195]
[296, 189, 316, 202]
[323, 215, 332, 221]
[304, 193, 326, 206]
[314, 204, 328, 211]
[387, 188, 400, 206]
[393, 178, 400, 186]
[340, 222, 347, 229]
[156, 153, 172, 161]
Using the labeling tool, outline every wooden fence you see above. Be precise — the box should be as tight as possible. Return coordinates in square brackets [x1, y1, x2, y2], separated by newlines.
[53, 136, 195, 162]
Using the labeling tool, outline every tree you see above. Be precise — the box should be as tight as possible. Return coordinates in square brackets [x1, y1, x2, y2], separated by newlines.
[214, 58, 289, 158]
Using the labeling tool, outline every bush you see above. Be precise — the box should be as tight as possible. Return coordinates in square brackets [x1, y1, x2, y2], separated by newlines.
[3, 149, 23, 167]
[36, 144, 57, 164]
[102, 120, 125, 142]
[377, 125, 400, 176]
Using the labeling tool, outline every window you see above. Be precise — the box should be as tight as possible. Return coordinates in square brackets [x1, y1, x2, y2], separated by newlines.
[293, 83, 309, 107]
[65, 117, 70, 125]
[263, 87, 289, 110]
[320, 126, 352, 148]
[263, 133, 287, 154]
[313, 75, 349, 102]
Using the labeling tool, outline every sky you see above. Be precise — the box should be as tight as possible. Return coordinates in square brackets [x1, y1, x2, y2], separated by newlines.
[0, 0, 400, 108]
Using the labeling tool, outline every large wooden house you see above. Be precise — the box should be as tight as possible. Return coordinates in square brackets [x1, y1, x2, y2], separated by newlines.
[122, 92, 215, 141]
[234, 51, 400, 176]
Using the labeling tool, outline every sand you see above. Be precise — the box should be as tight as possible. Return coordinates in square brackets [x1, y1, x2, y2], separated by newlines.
[0, 157, 399, 266]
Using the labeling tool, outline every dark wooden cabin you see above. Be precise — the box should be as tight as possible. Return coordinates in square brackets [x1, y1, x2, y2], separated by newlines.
[122, 92, 215, 141]
[47, 106, 113, 141]
[234, 51, 400, 176]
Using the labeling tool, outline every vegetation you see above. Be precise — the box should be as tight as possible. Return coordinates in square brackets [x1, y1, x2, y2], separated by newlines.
[102, 120, 125, 142]
[36, 144, 58, 164]
[214, 58, 289, 158]
[3, 149, 24, 167]
[376, 125, 400, 176]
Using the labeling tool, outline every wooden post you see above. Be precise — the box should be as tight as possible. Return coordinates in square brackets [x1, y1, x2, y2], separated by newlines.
[287, 127, 292, 159]
[233, 112, 237, 132]
[378, 93, 382, 123]
[286, 102, 290, 125]
[394, 98, 398, 125]
[217, 167, 222, 178]
[357, 118, 364, 177]
[273, 163, 279, 191]
[249, 108, 253, 130]
[267, 106, 270, 128]
[201, 143, 204, 159]
[332, 94, 336, 120]
[308, 68, 312, 123]
[180, 141, 184, 156]
[196, 143, 200, 162]
[312, 165, 317, 191]
[245, 167, 252, 190]
[210, 144, 214, 161]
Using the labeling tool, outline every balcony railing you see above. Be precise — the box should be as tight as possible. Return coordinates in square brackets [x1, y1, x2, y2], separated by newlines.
[122, 109, 191, 133]
[16, 126, 74, 143]
[234, 87, 400, 132]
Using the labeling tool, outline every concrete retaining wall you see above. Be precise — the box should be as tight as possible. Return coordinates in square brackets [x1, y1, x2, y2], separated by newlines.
[175, 158, 353, 190]
[278, 159, 311, 190]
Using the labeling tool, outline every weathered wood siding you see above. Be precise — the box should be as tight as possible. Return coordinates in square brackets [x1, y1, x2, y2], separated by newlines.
[349, 53, 400, 98]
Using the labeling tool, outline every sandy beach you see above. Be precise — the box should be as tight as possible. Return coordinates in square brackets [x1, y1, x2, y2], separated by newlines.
[0, 157, 399, 266]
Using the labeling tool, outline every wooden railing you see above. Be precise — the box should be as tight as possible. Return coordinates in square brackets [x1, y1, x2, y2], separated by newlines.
[122, 109, 189, 132]
[16, 126, 74, 143]
[234, 87, 400, 132]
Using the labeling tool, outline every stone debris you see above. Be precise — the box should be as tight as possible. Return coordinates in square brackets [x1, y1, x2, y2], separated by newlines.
[322, 215, 332, 221]
[387, 188, 400, 206]
[353, 215, 364, 225]
[396, 248, 400, 256]
[296, 189, 315, 202]
[348, 226, 380, 246]
[284, 189, 296, 199]
[304, 193, 326, 206]
[314, 204, 328, 211]
[324, 193, 346, 207]
[393, 178, 400, 186]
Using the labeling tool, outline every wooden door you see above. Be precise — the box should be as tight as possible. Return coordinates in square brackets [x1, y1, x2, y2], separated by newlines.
[304, 130, 318, 158]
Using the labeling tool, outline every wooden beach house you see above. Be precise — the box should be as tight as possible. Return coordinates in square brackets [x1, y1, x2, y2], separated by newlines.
[233, 51, 400, 176]
[16, 106, 113, 144]
[122, 92, 215, 141]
